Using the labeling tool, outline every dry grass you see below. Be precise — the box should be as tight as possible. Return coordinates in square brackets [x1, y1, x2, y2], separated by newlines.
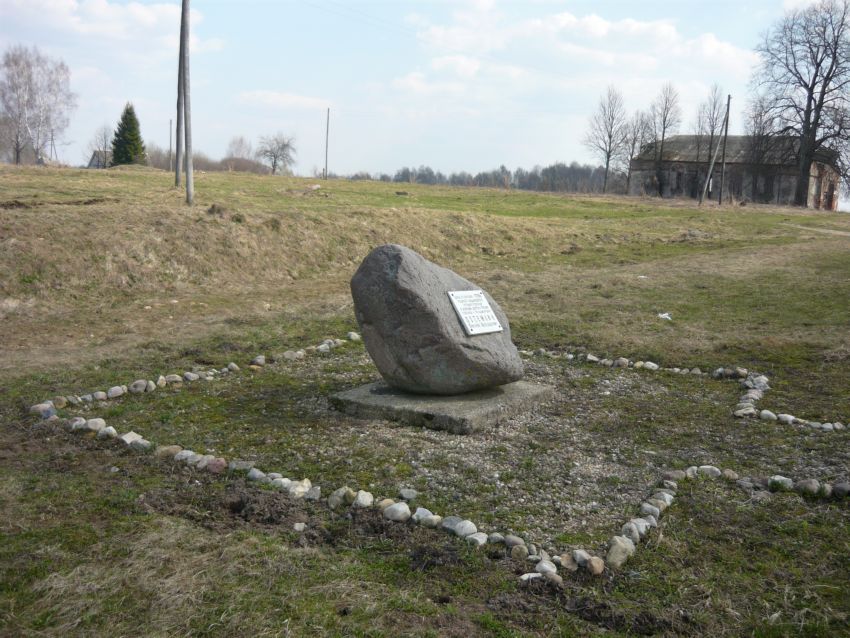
[2, 163, 850, 635]
[2, 165, 850, 379]
[29, 519, 348, 637]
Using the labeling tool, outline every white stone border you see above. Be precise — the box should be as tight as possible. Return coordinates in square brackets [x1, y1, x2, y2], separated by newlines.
[522, 349, 847, 434]
[27, 338, 850, 587]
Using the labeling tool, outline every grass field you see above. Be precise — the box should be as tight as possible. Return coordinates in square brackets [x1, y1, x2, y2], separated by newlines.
[1, 165, 850, 636]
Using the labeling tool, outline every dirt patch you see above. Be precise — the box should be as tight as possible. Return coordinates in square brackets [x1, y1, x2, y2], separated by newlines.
[0, 197, 111, 209]
[142, 474, 330, 544]
[781, 222, 850, 237]
[410, 544, 463, 571]
[488, 583, 680, 636]
[0, 199, 31, 209]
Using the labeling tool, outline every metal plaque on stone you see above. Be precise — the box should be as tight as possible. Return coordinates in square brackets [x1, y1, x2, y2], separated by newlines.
[447, 290, 503, 336]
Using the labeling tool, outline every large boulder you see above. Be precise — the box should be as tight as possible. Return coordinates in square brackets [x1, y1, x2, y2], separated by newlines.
[351, 244, 523, 395]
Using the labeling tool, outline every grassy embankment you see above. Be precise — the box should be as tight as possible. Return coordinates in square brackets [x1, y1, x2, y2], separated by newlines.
[1, 165, 849, 636]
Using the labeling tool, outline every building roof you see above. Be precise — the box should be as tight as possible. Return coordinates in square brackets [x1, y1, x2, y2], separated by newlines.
[88, 150, 112, 168]
[634, 135, 838, 168]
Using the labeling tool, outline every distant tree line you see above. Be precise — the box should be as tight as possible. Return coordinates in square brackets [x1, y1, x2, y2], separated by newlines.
[337, 162, 615, 193]
[142, 133, 294, 176]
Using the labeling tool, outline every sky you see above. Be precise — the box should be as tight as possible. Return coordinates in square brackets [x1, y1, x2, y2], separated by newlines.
[0, 0, 819, 175]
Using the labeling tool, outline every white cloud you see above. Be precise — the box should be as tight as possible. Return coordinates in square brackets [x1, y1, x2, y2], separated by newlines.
[237, 90, 330, 111]
[0, 0, 221, 53]
[393, 71, 465, 95]
[431, 55, 481, 77]
[412, 6, 756, 89]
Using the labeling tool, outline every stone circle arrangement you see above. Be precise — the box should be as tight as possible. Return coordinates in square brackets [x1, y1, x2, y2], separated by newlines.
[26, 333, 850, 586]
[524, 348, 846, 434]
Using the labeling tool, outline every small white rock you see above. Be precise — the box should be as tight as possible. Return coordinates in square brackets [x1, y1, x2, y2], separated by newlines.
[420, 514, 443, 528]
[129, 438, 153, 452]
[272, 477, 292, 490]
[652, 492, 675, 506]
[85, 418, 107, 432]
[698, 465, 722, 478]
[621, 522, 640, 544]
[352, 490, 374, 508]
[412, 507, 433, 522]
[118, 431, 143, 446]
[453, 520, 478, 537]
[640, 502, 661, 519]
[97, 426, 118, 439]
[128, 380, 147, 394]
[769, 475, 794, 491]
[629, 518, 649, 538]
[383, 501, 411, 522]
[466, 532, 488, 546]
[288, 479, 312, 499]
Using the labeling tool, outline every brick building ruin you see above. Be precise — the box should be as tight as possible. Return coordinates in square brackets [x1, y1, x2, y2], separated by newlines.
[628, 135, 840, 210]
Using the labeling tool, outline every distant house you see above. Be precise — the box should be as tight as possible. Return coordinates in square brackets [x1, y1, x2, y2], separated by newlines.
[87, 150, 112, 169]
[628, 135, 839, 210]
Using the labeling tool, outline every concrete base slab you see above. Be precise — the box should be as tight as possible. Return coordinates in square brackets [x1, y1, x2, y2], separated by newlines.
[330, 380, 554, 434]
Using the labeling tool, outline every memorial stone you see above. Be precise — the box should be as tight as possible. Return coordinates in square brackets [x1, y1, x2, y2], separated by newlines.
[350, 244, 522, 395]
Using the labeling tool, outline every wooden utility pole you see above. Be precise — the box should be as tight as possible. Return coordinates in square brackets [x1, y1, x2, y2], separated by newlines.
[718, 94, 731, 205]
[175, 11, 185, 187]
[168, 119, 173, 172]
[699, 96, 730, 205]
[182, 0, 193, 205]
[324, 107, 330, 180]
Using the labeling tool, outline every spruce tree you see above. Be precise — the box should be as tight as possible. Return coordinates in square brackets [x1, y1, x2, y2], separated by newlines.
[110, 103, 145, 165]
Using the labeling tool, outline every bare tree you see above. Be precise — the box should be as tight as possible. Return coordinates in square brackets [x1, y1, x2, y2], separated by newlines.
[700, 84, 725, 165]
[224, 135, 253, 171]
[0, 113, 12, 162]
[0, 45, 77, 164]
[145, 142, 170, 170]
[226, 136, 253, 159]
[257, 133, 296, 175]
[86, 124, 112, 164]
[649, 82, 682, 195]
[745, 94, 787, 202]
[754, 0, 850, 204]
[583, 86, 628, 193]
[621, 110, 649, 193]
[692, 106, 707, 166]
